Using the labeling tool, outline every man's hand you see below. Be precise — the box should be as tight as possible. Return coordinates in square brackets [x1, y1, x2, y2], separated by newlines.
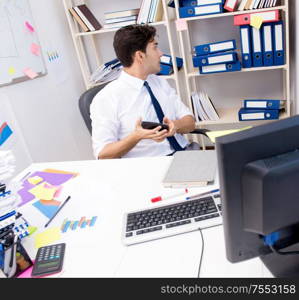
[163, 117, 177, 137]
[134, 119, 168, 143]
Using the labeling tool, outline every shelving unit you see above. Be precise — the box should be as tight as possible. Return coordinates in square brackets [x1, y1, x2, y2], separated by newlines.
[173, 0, 291, 129]
[62, 0, 183, 98]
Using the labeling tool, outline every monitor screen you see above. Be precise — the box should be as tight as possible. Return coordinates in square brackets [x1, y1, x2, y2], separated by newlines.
[215, 115, 299, 277]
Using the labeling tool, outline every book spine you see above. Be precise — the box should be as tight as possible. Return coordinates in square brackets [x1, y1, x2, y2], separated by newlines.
[69, 7, 89, 32]
[73, 6, 95, 31]
[76, 5, 102, 31]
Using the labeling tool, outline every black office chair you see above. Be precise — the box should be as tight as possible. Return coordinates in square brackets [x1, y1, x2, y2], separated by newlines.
[78, 84, 211, 144]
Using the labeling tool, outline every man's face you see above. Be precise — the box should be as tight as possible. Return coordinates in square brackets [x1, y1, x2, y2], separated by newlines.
[143, 39, 163, 74]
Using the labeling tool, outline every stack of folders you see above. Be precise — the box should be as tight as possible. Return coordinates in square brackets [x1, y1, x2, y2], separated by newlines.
[236, 0, 279, 11]
[103, 9, 139, 29]
[193, 39, 241, 75]
[238, 99, 285, 121]
[237, 11, 285, 68]
[137, 0, 164, 24]
[191, 91, 219, 122]
[90, 59, 123, 84]
[69, 4, 102, 32]
[167, 0, 224, 18]
[157, 54, 183, 75]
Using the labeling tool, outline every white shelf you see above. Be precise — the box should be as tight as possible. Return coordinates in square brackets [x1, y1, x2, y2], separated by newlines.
[181, 5, 286, 22]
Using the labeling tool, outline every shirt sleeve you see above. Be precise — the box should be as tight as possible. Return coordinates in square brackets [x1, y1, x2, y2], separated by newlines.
[90, 89, 119, 159]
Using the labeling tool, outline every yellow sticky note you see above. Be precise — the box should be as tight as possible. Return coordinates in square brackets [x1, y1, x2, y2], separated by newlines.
[8, 67, 15, 75]
[250, 15, 263, 29]
[28, 182, 58, 200]
[34, 227, 61, 249]
[206, 127, 252, 143]
[27, 175, 43, 185]
[175, 19, 187, 31]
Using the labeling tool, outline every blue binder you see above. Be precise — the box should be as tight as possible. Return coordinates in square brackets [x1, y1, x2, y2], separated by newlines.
[240, 25, 252, 68]
[160, 54, 183, 68]
[193, 39, 236, 56]
[180, 0, 224, 6]
[193, 51, 237, 67]
[273, 21, 285, 66]
[251, 26, 263, 67]
[238, 108, 279, 121]
[243, 99, 282, 110]
[262, 23, 274, 66]
[199, 61, 241, 74]
[179, 4, 223, 18]
[157, 63, 173, 75]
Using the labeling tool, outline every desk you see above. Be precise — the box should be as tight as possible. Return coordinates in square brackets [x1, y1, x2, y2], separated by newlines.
[9, 156, 272, 277]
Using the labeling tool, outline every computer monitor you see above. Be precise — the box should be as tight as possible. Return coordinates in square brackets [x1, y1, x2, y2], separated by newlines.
[216, 115, 299, 277]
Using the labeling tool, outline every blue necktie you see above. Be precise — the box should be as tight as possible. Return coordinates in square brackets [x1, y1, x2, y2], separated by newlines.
[144, 81, 184, 151]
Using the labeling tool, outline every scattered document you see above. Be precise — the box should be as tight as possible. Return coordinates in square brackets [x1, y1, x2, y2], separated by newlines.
[28, 182, 58, 201]
[35, 227, 61, 249]
[27, 175, 43, 185]
[206, 126, 252, 143]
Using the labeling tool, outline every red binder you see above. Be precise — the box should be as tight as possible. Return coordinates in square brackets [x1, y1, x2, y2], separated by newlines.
[233, 10, 280, 26]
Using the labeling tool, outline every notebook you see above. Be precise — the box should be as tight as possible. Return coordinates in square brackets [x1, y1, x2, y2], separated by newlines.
[162, 150, 217, 188]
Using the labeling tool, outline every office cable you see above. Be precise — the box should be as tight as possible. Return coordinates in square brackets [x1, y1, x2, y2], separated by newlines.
[197, 227, 204, 278]
[270, 245, 299, 256]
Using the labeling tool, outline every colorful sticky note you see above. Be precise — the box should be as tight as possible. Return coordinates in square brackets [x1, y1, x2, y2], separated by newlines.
[30, 43, 40, 56]
[28, 182, 58, 200]
[32, 200, 60, 218]
[27, 176, 43, 185]
[206, 126, 252, 143]
[175, 19, 188, 31]
[23, 68, 38, 79]
[27, 226, 37, 236]
[89, 216, 98, 227]
[25, 21, 35, 32]
[250, 15, 263, 29]
[8, 67, 16, 75]
[0, 122, 13, 146]
[34, 227, 61, 249]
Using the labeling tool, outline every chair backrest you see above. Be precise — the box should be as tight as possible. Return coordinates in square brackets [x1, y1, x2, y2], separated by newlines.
[78, 83, 109, 134]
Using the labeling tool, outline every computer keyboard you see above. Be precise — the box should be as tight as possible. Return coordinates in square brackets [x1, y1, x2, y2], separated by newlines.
[122, 191, 222, 245]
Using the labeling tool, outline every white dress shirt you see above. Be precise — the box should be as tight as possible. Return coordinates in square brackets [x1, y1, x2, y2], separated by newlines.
[90, 71, 193, 159]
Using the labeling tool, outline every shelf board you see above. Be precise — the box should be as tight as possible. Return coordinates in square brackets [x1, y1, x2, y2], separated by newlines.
[181, 5, 286, 22]
[75, 21, 167, 37]
[187, 65, 287, 78]
[195, 108, 289, 126]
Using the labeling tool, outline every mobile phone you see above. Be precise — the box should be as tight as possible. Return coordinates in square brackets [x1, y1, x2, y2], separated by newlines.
[141, 121, 169, 131]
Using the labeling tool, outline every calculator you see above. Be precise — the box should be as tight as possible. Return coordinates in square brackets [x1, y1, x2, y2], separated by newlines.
[31, 243, 66, 277]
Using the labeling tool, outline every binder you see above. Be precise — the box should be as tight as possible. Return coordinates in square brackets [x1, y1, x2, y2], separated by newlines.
[199, 61, 241, 74]
[240, 25, 252, 68]
[192, 51, 237, 67]
[224, 0, 238, 12]
[160, 54, 183, 68]
[243, 99, 283, 109]
[251, 26, 263, 67]
[193, 39, 236, 56]
[233, 10, 279, 26]
[181, 0, 224, 6]
[157, 63, 173, 75]
[273, 21, 285, 65]
[179, 4, 223, 18]
[261, 23, 274, 66]
[238, 108, 279, 121]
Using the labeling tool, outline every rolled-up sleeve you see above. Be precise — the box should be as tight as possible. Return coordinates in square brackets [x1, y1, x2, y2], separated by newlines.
[90, 90, 119, 159]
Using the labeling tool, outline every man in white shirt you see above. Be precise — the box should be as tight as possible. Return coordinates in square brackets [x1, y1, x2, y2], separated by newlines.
[90, 25, 195, 159]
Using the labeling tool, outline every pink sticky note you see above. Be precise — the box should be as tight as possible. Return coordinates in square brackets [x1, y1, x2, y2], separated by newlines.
[31, 43, 40, 56]
[175, 19, 187, 31]
[25, 21, 35, 33]
[23, 68, 38, 79]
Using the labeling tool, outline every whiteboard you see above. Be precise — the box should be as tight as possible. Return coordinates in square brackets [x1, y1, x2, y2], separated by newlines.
[0, 0, 47, 87]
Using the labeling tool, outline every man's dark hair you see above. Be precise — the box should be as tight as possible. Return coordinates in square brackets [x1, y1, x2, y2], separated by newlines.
[113, 25, 156, 67]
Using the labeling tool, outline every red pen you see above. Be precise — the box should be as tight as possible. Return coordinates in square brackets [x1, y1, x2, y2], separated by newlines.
[151, 189, 189, 203]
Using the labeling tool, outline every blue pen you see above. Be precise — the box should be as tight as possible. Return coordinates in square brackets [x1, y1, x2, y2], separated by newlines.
[186, 188, 220, 200]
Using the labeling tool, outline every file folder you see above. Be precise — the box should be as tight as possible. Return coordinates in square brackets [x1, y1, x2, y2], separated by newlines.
[262, 23, 274, 66]
[193, 51, 237, 67]
[181, 0, 224, 6]
[243, 99, 283, 109]
[273, 21, 285, 65]
[233, 10, 279, 26]
[224, 0, 238, 12]
[238, 108, 279, 121]
[160, 54, 183, 68]
[240, 25, 252, 68]
[179, 3, 223, 18]
[157, 63, 173, 75]
[251, 26, 263, 67]
[199, 61, 241, 74]
[193, 40, 236, 56]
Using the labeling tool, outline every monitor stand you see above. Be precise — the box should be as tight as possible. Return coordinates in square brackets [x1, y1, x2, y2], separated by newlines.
[260, 243, 299, 277]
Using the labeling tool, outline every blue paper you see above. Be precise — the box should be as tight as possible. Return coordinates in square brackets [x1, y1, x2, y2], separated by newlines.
[0, 124, 13, 146]
[32, 200, 60, 219]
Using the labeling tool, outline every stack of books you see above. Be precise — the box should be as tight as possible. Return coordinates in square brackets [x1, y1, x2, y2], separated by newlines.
[157, 54, 183, 75]
[103, 8, 139, 29]
[236, 0, 279, 11]
[137, 0, 164, 24]
[236, 12, 284, 68]
[238, 99, 284, 121]
[191, 91, 219, 122]
[69, 4, 102, 32]
[90, 59, 123, 84]
[192, 39, 241, 74]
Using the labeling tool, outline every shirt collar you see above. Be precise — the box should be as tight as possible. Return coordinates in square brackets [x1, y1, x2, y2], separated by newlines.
[119, 70, 149, 91]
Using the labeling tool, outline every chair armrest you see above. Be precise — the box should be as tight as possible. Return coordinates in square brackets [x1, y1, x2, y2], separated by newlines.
[189, 128, 210, 138]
